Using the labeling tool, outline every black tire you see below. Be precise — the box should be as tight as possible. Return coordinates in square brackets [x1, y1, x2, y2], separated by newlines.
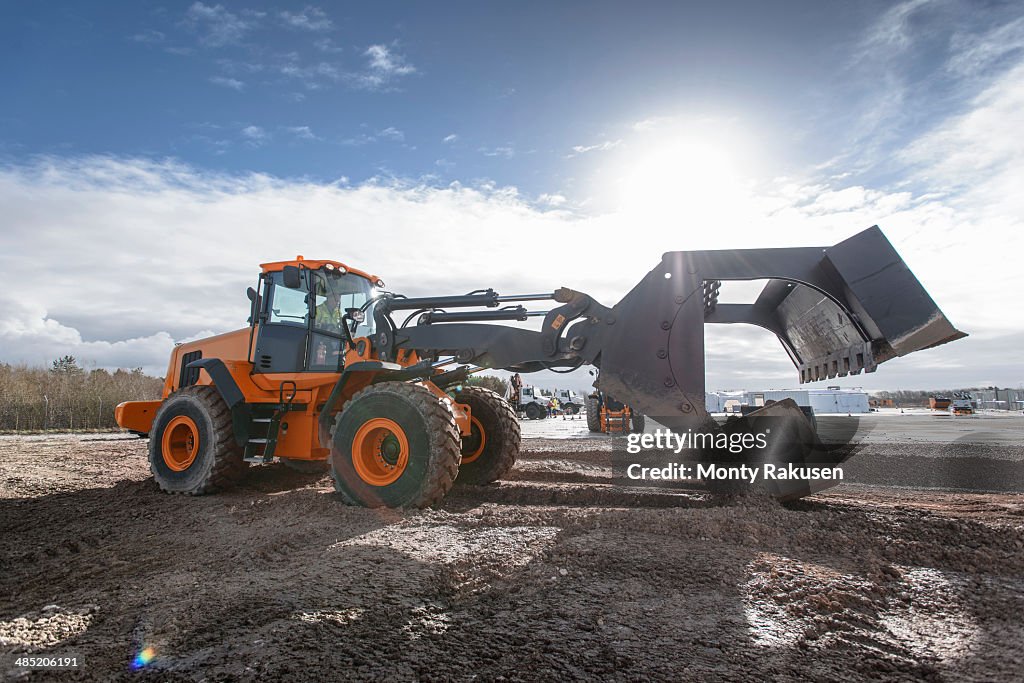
[278, 457, 329, 474]
[329, 382, 461, 508]
[586, 396, 601, 432]
[148, 386, 245, 495]
[524, 403, 544, 420]
[452, 386, 520, 486]
[630, 412, 646, 433]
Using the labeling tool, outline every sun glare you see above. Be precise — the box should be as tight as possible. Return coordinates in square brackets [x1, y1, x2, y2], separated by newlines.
[608, 122, 760, 230]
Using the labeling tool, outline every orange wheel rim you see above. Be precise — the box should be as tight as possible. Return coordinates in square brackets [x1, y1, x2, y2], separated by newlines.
[351, 417, 409, 486]
[461, 416, 487, 464]
[162, 415, 199, 471]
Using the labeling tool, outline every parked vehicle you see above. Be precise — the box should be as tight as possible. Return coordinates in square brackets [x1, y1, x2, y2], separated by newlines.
[553, 389, 583, 415]
[514, 386, 551, 420]
[950, 391, 975, 415]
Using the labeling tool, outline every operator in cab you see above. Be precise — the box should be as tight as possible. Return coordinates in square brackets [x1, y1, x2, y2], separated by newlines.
[313, 279, 344, 369]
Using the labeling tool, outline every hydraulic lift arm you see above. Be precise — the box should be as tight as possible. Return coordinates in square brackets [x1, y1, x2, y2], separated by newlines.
[380, 226, 963, 435]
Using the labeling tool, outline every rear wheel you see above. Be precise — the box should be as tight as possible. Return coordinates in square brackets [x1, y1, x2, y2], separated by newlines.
[452, 386, 520, 485]
[149, 386, 245, 495]
[586, 396, 601, 432]
[330, 382, 461, 508]
[630, 412, 646, 433]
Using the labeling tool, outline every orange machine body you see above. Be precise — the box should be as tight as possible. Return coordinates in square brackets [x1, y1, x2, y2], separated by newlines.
[115, 260, 472, 463]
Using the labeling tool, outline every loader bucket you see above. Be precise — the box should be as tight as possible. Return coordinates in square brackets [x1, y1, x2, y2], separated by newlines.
[587, 224, 964, 434]
[582, 226, 963, 498]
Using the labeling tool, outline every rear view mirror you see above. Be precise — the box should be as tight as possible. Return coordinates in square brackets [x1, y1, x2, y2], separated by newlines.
[246, 287, 260, 324]
[282, 266, 302, 289]
[345, 308, 366, 323]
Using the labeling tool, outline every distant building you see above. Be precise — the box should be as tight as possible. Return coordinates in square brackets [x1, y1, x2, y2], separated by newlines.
[971, 388, 1024, 411]
[706, 388, 870, 414]
[705, 390, 745, 413]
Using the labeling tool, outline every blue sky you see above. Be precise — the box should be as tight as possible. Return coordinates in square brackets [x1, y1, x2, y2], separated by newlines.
[6, 0, 1007, 193]
[1, 1, 1023, 391]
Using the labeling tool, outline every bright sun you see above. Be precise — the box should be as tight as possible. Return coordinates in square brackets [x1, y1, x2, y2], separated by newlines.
[608, 122, 758, 228]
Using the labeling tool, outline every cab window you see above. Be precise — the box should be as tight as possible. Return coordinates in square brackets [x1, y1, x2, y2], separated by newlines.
[268, 279, 309, 326]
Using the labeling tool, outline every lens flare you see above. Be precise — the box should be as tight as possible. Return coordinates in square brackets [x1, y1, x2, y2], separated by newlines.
[131, 646, 156, 670]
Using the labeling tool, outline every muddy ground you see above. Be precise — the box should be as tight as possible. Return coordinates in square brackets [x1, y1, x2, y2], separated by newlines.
[1, 420, 1023, 681]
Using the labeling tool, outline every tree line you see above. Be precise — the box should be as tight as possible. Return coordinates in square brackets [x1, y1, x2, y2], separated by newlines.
[0, 356, 163, 431]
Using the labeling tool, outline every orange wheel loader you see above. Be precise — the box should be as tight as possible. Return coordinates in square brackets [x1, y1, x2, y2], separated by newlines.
[116, 226, 965, 507]
[585, 391, 645, 435]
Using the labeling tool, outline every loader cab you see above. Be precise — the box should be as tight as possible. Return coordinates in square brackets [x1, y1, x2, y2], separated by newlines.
[252, 261, 376, 374]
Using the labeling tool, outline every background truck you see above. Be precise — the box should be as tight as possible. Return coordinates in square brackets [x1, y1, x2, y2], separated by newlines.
[553, 389, 583, 414]
[115, 226, 964, 506]
[513, 386, 552, 420]
[950, 391, 975, 415]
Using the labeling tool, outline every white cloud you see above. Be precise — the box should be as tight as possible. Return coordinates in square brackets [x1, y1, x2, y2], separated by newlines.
[479, 145, 515, 158]
[826, 0, 1023, 181]
[538, 193, 567, 207]
[443, 134, 458, 143]
[0, 158, 585, 376]
[240, 125, 267, 145]
[337, 127, 405, 146]
[947, 16, 1024, 75]
[279, 7, 333, 32]
[900, 60, 1024, 196]
[364, 44, 415, 75]
[859, 0, 934, 55]
[0, 299, 179, 376]
[377, 126, 404, 141]
[184, 2, 256, 47]
[631, 116, 673, 132]
[284, 125, 317, 140]
[209, 76, 244, 90]
[0, 148, 1014, 389]
[353, 44, 416, 89]
[567, 139, 621, 158]
[275, 53, 342, 87]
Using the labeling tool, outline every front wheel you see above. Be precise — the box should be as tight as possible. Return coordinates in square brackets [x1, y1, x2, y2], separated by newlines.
[452, 386, 520, 485]
[330, 382, 461, 508]
[148, 386, 245, 495]
[524, 403, 544, 420]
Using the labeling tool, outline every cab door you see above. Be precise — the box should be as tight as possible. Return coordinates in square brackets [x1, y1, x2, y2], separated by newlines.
[253, 270, 310, 373]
